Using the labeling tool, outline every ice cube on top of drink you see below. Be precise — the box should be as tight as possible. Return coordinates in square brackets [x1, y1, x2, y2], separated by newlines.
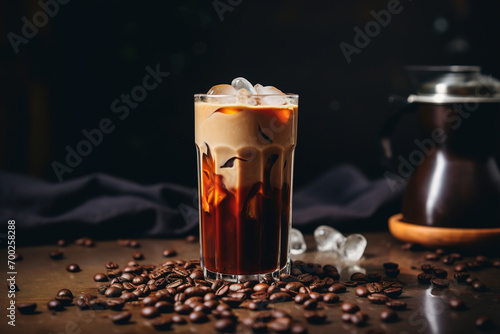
[195, 78, 298, 278]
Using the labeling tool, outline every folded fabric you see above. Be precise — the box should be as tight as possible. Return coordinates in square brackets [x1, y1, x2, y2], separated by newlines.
[0, 165, 404, 245]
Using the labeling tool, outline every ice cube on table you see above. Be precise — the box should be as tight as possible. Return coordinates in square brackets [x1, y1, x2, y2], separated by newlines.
[342, 234, 367, 261]
[231, 77, 256, 94]
[290, 228, 306, 255]
[207, 84, 238, 95]
[314, 225, 346, 252]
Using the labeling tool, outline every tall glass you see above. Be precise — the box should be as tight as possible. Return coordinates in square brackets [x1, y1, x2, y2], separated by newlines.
[194, 93, 298, 282]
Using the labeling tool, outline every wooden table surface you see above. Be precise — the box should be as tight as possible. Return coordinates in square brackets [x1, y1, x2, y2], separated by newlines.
[3, 232, 500, 334]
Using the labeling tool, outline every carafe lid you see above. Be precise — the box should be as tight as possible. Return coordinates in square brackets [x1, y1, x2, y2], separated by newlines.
[406, 66, 500, 104]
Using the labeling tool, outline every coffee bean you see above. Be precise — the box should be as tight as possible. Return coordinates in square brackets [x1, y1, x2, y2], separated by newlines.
[57, 239, 67, 247]
[163, 249, 177, 257]
[304, 310, 326, 324]
[47, 300, 63, 311]
[303, 299, 318, 310]
[467, 261, 482, 271]
[18, 303, 37, 314]
[383, 262, 398, 270]
[93, 273, 108, 282]
[309, 292, 322, 301]
[366, 282, 383, 293]
[385, 299, 407, 310]
[433, 268, 448, 278]
[426, 253, 440, 261]
[351, 272, 367, 282]
[149, 315, 172, 330]
[476, 255, 491, 267]
[172, 314, 187, 324]
[328, 283, 347, 293]
[454, 272, 470, 283]
[342, 281, 358, 287]
[132, 252, 144, 260]
[475, 316, 495, 330]
[89, 299, 107, 310]
[350, 311, 368, 326]
[493, 260, 500, 268]
[367, 273, 382, 282]
[417, 273, 432, 284]
[421, 264, 434, 273]
[57, 289, 73, 298]
[341, 312, 352, 323]
[128, 240, 140, 248]
[268, 317, 292, 333]
[253, 283, 269, 292]
[66, 264, 80, 272]
[110, 311, 131, 324]
[286, 281, 304, 292]
[431, 278, 450, 289]
[442, 255, 455, 265]
[368, 293, 389, 304]
[465, 276, 479, 285]
[189, 310, 208, 323]
[355, 286, 369, 297]
[106, 298, 125, 311]
[384, 287, 402, 299]
[323, 292, 339, 304]
[472, 281, 487, 291]
[294, 293, 310, 304]
[341, 302, 360, 313]
[380, 308, 398, 322]
[291, 323, 308, 334]
[141, 306, 160, 318]
[454, 264, 469, 272]
[221, 297, 243, 308]
[174, 303, 191, 315]
[269, 292, 291, 303]
[49, 251, 63, 260]
[214, 318, 237, 332]
[385, 269, 400, 278]
[107, 269, 123, 278]
[449, 298, 466, 311]
[55, 296, 73, 306]
[297, 273, 314, 284]
[105, 286, 122, 298]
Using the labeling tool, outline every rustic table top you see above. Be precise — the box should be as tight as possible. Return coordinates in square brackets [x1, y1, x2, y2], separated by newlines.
[3, 232, 500, 334]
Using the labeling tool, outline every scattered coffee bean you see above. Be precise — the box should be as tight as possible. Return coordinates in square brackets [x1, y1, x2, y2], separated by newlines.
[355, 286, 369, 297]
[186, 235, 198, 243]
[465, 276, 479, 285]
[426, 253, 440, 261]
[57, 289, 73, 299]
[449, 298, 466, 311]
[268, 317, 292, 332]
[323, 292, 339, 304]
[383, 262, 398, 270]
[172, 314, 187, 324]
[328, 283, 346, 293]
[47, 300, 63, 311]
[189, 311, 209, 323]
[308, 292, 322, 301]
[380, 308, 398, 323]
[385, 269, 400, 278]
[128, 240, 140, 248]
[163, 249, 177, 257]
[214, 318, 237, 332]
[294, 293, 310, 304]
[454, 264, 469, 272]
[384, 287, 402, 299]
[57, 239, 67, 247]
[303, 299, 318, 310]
[290, 322, 308, 334]
[343, 281, 358, 287]
[175, 304, 192, 315]
[55, 295, 73, 306]
[472, 281, 487, 291]
[66, 264, 80, 272]
[385, 299, 407, 310]
[110, 311, 131, 324]
[18, 303, 37, 314]
[89, 299, 107, 310]
[341, 302, 360, 313]
[368, 293, 389, 304]
[49, 251, 63, 260]
[93, 273, 108, 282]
[132, 252, 144, 260]
[442, 255, 455, 265]
[421, 264, 434, 273]
[454, 272, 470, 283]
[304, 310, 326, 324]
[269, 292, 291, 303]
[351, 272, 367, 282]
[431, 278, 450, 289]
[433, 268, 448, 278]
[475, 316, 494, 330]
[155, 301, 174, 313]
[350, 311, 368, 326]
[367, 282, 384, 293]
[105, 286, 122, 298]
[467, 261, 482, 271]
[149, 316, 172, 330]
[493, 260, 500, 269]
[141, 306, 160, 318]
[341, 312, 352, 323]
[106, 298, 125, 311]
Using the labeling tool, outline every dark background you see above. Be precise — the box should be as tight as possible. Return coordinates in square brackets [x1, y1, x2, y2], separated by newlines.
[1, 0, 500, 188]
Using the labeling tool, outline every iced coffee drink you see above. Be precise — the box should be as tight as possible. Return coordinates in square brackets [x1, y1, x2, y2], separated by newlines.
[195, 77, 298, 281]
